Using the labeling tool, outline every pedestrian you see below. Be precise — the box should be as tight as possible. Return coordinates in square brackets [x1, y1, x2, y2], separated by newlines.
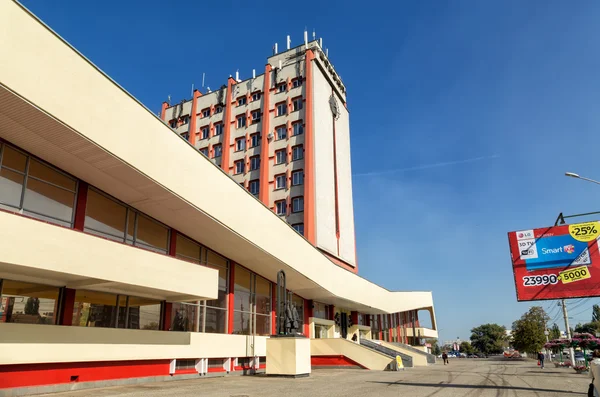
[588, 349, 600, 397]
[537, 351, 545, 369]
[442, 352, 448, 365]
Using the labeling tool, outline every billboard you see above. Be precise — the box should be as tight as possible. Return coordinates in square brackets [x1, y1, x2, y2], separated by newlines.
[508, 221, 600, 301]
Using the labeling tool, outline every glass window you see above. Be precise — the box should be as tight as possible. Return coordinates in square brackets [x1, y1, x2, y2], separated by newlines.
[233, 265, 271, 336]
[238, 97, 247, 106]
[293, 79, 302, 88]
[275, 150, 286, 165]
[275, 200, 286, 215]
[292, 223, 304, 235]
[126, 296, 161, 330]
[278, 84, 286, 93]
[176, 234, 202, 264]
[201, 127, 210, 139]
[214, 124, 223, 136]
[1, 280, 59, 325]
[255, 314, 271, 336]
[292, 145, 303, 161]
[250, 157, 260, 170]
[275, 175, 286, 190]
[293, 98, 303, 112]
[292, 294, 304, 333]
[135, 214, 169, 253]
[255, 275, 271, 316]
[215, 106, 223, 114]
[205, 249, 228, 309]
[171, 302, 201, 332]
[204, 307, 227, 333]
[249, 180, 259, 195]
[235, 161, 244, 175]
[84, 189, 127, 241]
[233, 310, 251, 335]
[200, 148, 208, 156]
[234, 265, 252, 313]
[252, 92, 261, 101]
[293, 123, 304, 136]
[0, 145, 77, 226]
[237, 115, 246, 128]
[250, 134, 260, 147]
[252, 111, 261, 123]
[276, 126, 286, 140]
[236, 138, 245, 152]
[276, 103, 286, 116]
[213, 144, 222, 158]
[292, 170, 303, 186]
[202, 109, 210, 117]
[313, 302, 329, 319]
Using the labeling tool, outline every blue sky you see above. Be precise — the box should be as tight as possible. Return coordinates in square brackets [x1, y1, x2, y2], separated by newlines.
[21, 0, 600, 342]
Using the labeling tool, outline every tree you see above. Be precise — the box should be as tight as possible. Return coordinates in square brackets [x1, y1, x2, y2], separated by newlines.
[574, 321, 600, 335]
[460, 341, 474, 354]
[426, 339, 441, 355]
[24, 297, 39, 315]
[511, 306, 549, 355]
[470, 323, 507, 354]
[549, 323, 561, 340]
[592, 305, 600, 322]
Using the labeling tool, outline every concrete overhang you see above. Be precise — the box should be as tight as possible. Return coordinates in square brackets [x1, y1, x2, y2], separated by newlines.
[0, 0, 434, 315]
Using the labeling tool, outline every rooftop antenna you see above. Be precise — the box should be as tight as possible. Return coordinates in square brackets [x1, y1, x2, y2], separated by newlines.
[252, 69, 256, 79]
[326, 48, 329, 57]
[207, 86, 211, 93]
[202, 72, 205, 88]
[278, 60, 282, 70]
[274, 43, 278, 54]
[287, 35, 291, 50]
[319, 38, 323, 47]
[235, 70, 241, 82]
[191, 83, 194, 97]
[304, 29, 308, 47]
[313, 29, 316, 41]
[167, 95, 171, 105]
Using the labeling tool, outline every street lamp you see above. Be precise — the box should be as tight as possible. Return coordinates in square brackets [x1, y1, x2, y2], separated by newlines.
[565, 172, 600, 186]
[545, 330, 551, 362]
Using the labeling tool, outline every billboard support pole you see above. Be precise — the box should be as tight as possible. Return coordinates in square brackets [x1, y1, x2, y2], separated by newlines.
[561, 299, 576, 366]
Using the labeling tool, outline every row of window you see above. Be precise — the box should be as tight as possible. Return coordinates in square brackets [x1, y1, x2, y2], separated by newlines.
[199, 123, 223, 140]
[200, 105, 223, 119]
[235, 79, 303, 109]
[274, 197, 304, 215]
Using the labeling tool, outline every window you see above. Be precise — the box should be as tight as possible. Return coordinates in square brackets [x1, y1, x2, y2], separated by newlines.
[237, 97, 247, 106]
[313, 302, 329, 319]
[278, 83, 286, 93]
[250, 156, 260, 171]
[182, 133, 189, 141]
[276, 126, 286, 140]
[233, 265, 271, 336]
[199, 147, 208, 156]
[249, 180, 259, 195]
[292, 170, 303, 186]
[275, 200, 286, 215]
[202, 109, 210, 118]
[0, 279, 59, 325]
[276, 102, 286, 116]
[84, 188, 169, 253]
[182, 116, 189, 125]
[292, 223, 304, 236]
[214, 123, 223, 136]
[251, 110, 261, 124]
[0, 143, 77, 227]
[72, 290, 160, 330]
[292, 196, 304, 212]
[237, 115, 246, 128]
[252, 92, 261, 101]
[275, 174, 286, 190]
[215, 106, 223, 114]
[235, 138, 246, 152]
[292, 145, 303, 161]
[292, 97, 303, 112]
[201, 126, 209, 139]
[250, 133, 260, 147]
[275, 150, 286, 165]
[169, 120, 177, 128]
[235, 161, 244, 175]
[292, 78, 303, 88]
[293, 123, 304, 136]
[213, 144, 222, 158]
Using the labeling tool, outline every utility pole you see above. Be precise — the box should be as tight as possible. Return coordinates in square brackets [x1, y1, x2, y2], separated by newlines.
[562, 299, 576, 364]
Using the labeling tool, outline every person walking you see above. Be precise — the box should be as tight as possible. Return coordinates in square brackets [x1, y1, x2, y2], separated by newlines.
[538, 351, 545, 369]
[442, 352, 449, 365]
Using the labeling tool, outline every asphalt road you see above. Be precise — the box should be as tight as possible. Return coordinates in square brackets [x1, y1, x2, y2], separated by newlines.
[39, 358, 590, 397]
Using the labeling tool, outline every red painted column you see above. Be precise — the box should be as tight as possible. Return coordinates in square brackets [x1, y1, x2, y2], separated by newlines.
[304, 49, 316, 244]
[227, 263, 236, 334]
[160, 102, 169, 121]
[327, 305, 334, 321]
[168, 229, 177, 257]
[162, 303, 172, 331]
[73, 182, 88, 231]
[304, 299, 313, 337]
[59, 288, 76, 326]
[388, 314, 393, 342]
[188, 90, 202, 146]
[350, 311, 358, 327]
[259, 64, 272, 206]
[378, 314, 383, 341]
[271, 283, 277, 335]
[222, 77, 236, 174]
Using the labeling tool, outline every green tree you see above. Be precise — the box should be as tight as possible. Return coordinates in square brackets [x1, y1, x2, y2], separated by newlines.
[549, 323, 561, 340]
[426, 339, 441, 356]
[593, 305, 600, 322]
[511, 306, 549, 355]
[24, 297, 39, 315]
[460, 341, 474, 354]
[470, 323, 506, 354]
[574, 321, 600, 335]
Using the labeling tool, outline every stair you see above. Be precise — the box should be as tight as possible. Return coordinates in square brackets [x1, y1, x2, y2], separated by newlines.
[389, 342, 436, 364]
[359, 339, 413, 368]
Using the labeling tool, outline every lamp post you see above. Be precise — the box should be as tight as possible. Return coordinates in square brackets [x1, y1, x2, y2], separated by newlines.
[545, 330, 551, 362]
[565, 172, 600, 186]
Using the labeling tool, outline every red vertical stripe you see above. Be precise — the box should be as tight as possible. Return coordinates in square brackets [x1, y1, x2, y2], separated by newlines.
[59, 288, 76, 326]
[271, 283, 277, 335]
[304, 50, 316, 244]
[227, 263, 236, 334]
[222, 77, 236, 174]
[168, 229, 177, 257]
[73, 181, 88, 231]
[162, 303, 172, 331]
[259, 64, 272, 206]
[304, 299, 312, 337]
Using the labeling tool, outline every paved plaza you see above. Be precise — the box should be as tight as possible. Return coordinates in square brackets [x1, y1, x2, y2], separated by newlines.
[39, 358, 590, 397]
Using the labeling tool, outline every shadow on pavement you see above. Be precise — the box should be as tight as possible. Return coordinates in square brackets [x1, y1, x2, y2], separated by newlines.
[366, 381, 586, 395]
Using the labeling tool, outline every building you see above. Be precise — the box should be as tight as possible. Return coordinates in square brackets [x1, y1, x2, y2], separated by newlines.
[159, 34, 356, 272]
[0, 1, 437, 395]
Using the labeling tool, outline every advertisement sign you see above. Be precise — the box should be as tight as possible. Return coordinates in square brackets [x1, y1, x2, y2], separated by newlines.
[508, 221, 600, 301]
